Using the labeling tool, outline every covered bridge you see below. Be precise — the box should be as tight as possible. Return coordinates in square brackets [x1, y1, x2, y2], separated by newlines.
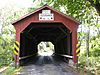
[12, 5, 80, 66]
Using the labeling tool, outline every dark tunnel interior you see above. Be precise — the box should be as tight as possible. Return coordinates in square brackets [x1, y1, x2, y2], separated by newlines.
[20, 23, 72, 65]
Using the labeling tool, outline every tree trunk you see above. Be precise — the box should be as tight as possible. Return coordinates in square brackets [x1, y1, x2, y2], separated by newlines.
[86, 27, 90, 57]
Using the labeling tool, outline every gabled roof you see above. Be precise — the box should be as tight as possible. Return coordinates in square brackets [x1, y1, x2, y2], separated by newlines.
[12, 5, 80, 25]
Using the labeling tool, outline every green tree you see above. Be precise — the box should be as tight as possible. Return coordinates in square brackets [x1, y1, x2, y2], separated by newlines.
[87, 0, 100, 15]
[0, 3, 29, 67]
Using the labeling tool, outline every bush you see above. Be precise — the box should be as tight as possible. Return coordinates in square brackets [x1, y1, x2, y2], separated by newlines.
[0, 35, 14, 67]
[78, 52, 100, 75]
[90, 48, 100, 57]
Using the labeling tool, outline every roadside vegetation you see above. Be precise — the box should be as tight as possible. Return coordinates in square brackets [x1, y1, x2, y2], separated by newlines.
[2, 66, 21, 75]
[0, 0, 100, 75]
[0, 1, 29, 72]
[78, 29, 100, 75]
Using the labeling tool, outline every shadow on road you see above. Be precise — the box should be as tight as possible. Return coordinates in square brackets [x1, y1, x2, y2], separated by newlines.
[20, 54, 67, 66]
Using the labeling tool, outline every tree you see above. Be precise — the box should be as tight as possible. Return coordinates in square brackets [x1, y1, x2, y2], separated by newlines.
[0, 2, 29, 67]
[87, 0, 100, 15]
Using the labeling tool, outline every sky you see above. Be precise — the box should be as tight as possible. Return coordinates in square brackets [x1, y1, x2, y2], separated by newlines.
[0, 0, 34, 8]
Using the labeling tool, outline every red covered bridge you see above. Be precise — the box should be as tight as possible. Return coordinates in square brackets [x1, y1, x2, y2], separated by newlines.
[12, 5, 80, 66]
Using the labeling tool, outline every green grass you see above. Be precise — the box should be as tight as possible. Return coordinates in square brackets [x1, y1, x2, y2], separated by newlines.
[77, 68, 94, 75]
[2, 66, 21, 75]
[78, 55, 100, 75]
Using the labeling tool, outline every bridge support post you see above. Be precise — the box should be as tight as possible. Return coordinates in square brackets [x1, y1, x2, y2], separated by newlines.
[15, 55, 19, 68]
[72, 30, 77, 64]
[14, 41, 20, 68]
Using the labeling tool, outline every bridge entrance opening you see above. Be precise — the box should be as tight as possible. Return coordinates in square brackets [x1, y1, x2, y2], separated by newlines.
[20, 23, 72, 65]
[38, 42, 54, 56]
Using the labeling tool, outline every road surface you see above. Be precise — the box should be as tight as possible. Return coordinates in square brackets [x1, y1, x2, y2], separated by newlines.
[18, 55, 79, 75]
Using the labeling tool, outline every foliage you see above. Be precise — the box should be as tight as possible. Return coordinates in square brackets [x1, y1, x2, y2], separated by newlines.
[0, 3, 29, 67]
[87, 0, 100, 15]
[2, 67, 16, 75]
[89, 36, 100, 57]
[79, 36, 100, 74]
[79, 53, 100, 75]
[78, 35, 100, 74]
[0, 34, 14, 66]
[2, 66, 21, 75]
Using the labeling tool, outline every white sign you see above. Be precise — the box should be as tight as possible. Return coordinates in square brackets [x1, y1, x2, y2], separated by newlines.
[39, 10, 54, 20]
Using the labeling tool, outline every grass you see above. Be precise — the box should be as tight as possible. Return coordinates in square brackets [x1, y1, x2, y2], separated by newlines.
[76, 67, 94, 75]
[2, 66, 21, 75]
[78, 55, 100, 75]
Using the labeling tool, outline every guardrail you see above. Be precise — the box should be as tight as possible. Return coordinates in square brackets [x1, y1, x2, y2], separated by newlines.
[54, 53, 73, 59]
[19, 53, 37, 60]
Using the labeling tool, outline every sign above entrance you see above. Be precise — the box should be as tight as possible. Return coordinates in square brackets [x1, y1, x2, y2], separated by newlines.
[39, 10, 54, 20]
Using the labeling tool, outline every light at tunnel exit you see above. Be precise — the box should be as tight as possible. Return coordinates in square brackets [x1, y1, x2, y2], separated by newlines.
[38, 42, 54, 56]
